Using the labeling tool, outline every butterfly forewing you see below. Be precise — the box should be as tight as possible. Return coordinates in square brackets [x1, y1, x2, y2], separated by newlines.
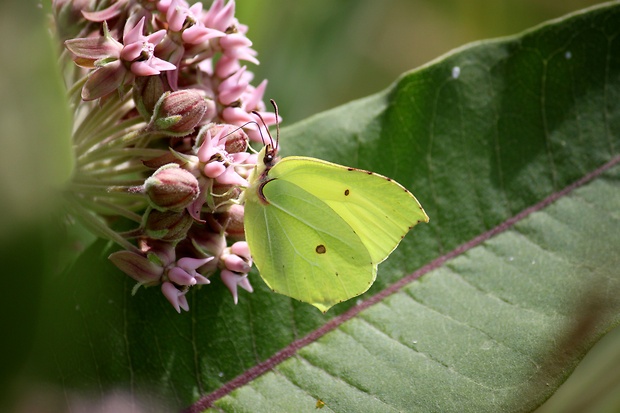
[270, 157, 428, 264]
[244, 178, 376, 312]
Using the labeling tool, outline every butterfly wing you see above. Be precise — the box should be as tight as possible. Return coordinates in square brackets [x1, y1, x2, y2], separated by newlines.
[269, 157, 429, 264]
[244, 177, 375, 312]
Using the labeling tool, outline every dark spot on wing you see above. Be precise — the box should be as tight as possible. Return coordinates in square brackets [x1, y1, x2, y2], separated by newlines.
[344, 189, 350, 196]
[316, 244, 326, 254]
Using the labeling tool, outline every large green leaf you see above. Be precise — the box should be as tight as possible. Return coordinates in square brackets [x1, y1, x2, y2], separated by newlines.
[20, 2, 620, 412]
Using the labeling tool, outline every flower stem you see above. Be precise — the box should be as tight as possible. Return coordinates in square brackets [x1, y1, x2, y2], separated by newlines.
[75, 117, 146, 159]
[73, 93, 133, 146]
[64, 193, 141, 254]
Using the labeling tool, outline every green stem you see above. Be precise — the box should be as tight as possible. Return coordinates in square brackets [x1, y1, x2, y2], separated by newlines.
[67, 74, 87, 101]
[75, 117, 146, 158]
[72, 176, 146, 187]
[74, 98, 141, 154]
[64, 193, 141, 254]
[76, 128, 149, 166]
[83, 162, 149, 177]
[73, 93, 132, 146]
[77, 196, 143, 223]
[66, 182, 145, 199]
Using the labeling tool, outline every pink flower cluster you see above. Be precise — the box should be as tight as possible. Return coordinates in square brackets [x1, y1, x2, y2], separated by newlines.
[53, 0, 279, 312]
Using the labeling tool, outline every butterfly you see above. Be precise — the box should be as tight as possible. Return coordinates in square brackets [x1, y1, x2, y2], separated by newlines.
[242, 103, 429, 312]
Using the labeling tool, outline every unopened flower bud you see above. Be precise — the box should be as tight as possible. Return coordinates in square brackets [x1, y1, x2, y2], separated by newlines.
[151, 90, 210, 136]
[216, 204, 245, 239]
[144, 209, 194, 242]
[108, 250, 163, 286]
[144, 163, 200, 211]
[134, 75, 166, 121]
[222, 128, 249, 154]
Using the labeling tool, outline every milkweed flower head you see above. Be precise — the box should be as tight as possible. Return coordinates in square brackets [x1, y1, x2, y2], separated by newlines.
[53, 0, 280, 312]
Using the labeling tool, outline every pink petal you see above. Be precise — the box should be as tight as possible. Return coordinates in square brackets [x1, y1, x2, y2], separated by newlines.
[148, 56, 177, 71]
[194, 273, 211, 285]
[146, 29, 168, 46]
[130, 61, 160, 76]
[157, 0, 173, 13]
[244, 79, 267, 112]
[183, 26, 226, 44]
[81, 2, 124, 22]
[219, 33, 252, 49]
[230, 152, 250, 163]
[197, 130, 215, 161]
[204, 162, 226, 179]
[226, 47, 259, 65]
[123, 16, 146, 45]
[168, 267, 197, 286]
[215, 55, 241, 78]
[238, 276, 253, 293]
[224, 254, 251, 273]
[231, 241, 251, 260]
[65, 36, 122, 62]
[220, 270, 240, 304]
[210, 0, 235, 31]
[120, 42, 143, 61]
[218, 66, 248, 105]
[216, 166, 248, 187]
[161, 282, 190, 313]
[166, 0, 187, 32]
[178, 256, 214, 271]
[222, 106, 254, 124]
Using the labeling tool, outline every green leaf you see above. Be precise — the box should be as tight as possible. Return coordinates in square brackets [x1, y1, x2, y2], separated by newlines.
[21, 2, 620, 413]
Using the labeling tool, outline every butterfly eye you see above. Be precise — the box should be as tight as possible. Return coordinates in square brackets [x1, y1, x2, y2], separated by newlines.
[263, 144, 277, 166]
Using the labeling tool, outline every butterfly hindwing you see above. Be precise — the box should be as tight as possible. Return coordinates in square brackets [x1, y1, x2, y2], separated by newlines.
[244, 177, 375, 312]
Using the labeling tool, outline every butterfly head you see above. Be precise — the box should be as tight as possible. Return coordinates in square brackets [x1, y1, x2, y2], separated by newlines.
[252, 99, 281, 170]
[262, 143, 278, 168]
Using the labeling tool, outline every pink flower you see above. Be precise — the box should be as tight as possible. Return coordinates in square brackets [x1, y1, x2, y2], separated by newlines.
[196, 126, 250, 186]
[121, 17, 176, 76]
[65, 17, 175, 100]
[167, 256, 213, 286]
[218, 66, 251, 105]
[203, 0, 236, 32]
[161, 282, 190, 313]
[109, 239, 215, 313]
[220, 271, 253, 305]
[220, 241, 253, 304]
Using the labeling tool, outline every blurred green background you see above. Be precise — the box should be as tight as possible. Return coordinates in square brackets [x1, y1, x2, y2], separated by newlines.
[235, 0, 608, 123]
[1, 0, 617, 411]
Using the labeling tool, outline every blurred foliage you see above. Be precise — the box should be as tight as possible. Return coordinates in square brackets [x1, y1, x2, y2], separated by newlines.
[235, 0, 609, 123]
[0, 0, 74, 408]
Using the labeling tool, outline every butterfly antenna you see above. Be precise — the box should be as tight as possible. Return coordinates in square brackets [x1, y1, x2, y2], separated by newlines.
[226, 121, 259, 137]
[251, 110, 275, 149]
[270, 99, 280, 150]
